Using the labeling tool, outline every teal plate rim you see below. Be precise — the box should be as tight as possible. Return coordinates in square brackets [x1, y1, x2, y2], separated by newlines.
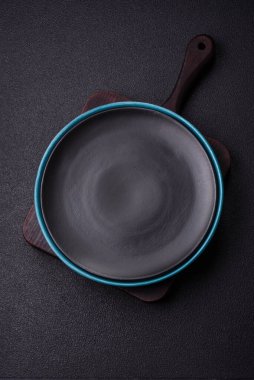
[34, 101, 224, 287]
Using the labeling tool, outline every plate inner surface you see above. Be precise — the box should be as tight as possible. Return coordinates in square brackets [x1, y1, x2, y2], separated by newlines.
[41, 107, 217, 280]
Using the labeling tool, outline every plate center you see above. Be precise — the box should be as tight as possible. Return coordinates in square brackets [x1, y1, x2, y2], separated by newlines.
[94, 164, 167, 230]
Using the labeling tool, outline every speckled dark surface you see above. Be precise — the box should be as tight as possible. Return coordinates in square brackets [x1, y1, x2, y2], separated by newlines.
[1, 0, 254, 378]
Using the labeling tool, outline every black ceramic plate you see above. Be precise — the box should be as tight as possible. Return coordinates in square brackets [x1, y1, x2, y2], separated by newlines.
[41, 107, 217, 281]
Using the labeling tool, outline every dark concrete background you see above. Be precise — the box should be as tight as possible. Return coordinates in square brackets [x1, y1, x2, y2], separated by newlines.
[1, 0, 254, 378]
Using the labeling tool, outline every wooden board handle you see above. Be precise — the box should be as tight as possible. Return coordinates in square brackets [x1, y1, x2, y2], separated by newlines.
[163, 35, 215, 113]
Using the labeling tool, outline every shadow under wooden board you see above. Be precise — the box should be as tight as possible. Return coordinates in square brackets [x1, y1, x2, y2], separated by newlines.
[23, 35, 231, 302]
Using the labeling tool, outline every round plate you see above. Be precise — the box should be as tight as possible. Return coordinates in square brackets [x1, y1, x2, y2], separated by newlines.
[35, 102, 223, 286]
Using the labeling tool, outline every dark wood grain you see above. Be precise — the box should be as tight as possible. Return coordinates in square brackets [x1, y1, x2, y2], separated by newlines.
[23, 35, 230, 302]
[163, 35, 215, 113]
[81, 90, 129, 112]
[23, 205, 55, 255]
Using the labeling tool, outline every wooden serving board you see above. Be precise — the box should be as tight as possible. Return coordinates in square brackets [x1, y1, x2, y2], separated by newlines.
[23, 35, 231, 302]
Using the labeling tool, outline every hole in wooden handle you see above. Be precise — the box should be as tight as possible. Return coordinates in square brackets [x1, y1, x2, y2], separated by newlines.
[198, 42, 206, 50]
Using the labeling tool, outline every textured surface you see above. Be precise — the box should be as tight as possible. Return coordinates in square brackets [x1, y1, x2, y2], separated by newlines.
[41, 107, 217, 281]
[23, 92, 229, 303]
[1, 0, 254, 379]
